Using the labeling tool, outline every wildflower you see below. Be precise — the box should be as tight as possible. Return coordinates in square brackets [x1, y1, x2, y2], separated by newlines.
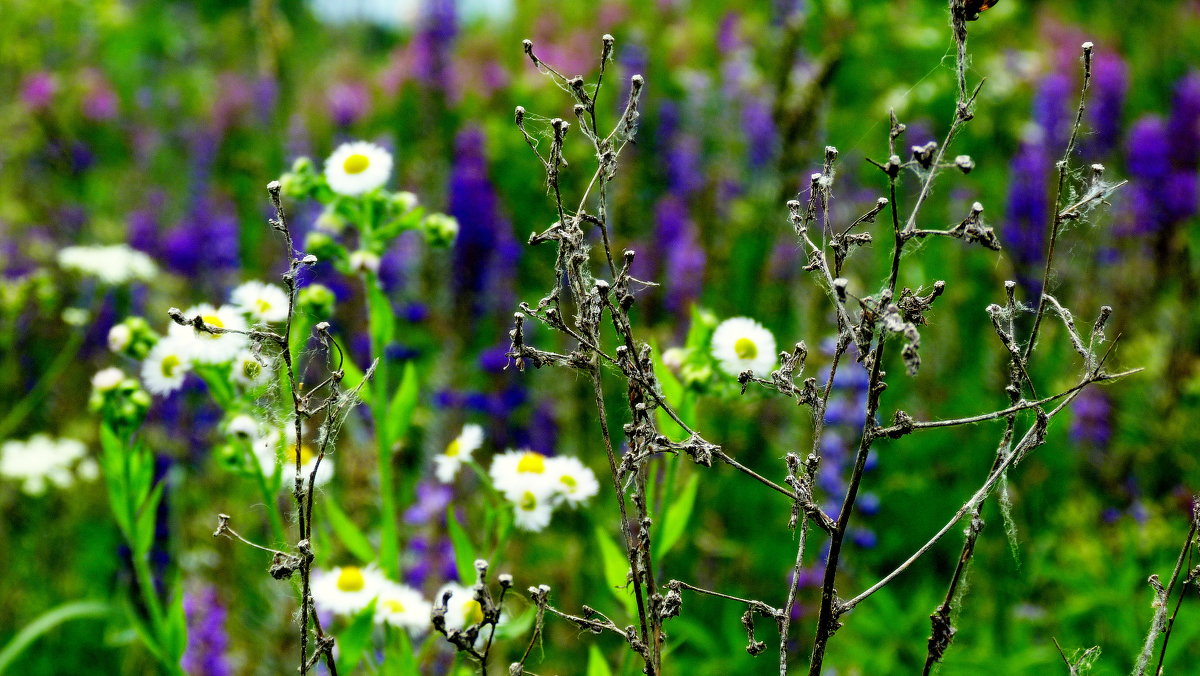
[280, 426, 334, 488]
[374, 581, 433, 633]
[710, 317, 777, 377]
[224, 414, 261, 441]
[108, 324, 132, 353]
[91, 367, 125, 393]
[57, 244, 156, 285]
[324, 141, 392, 196]
[436, 583, 486, 631]
[142, 337, 192, 395]
[489, 449, 557, 497]
[348, 250, 381, 274]
[511, 485, 556, 531]
[230, 351, 271, 389]
[230, 281, 289, 323]
[545, 456, 600, 507]
[169, 304, 247, 364]
[433, 424, 484, 483]
[0, 435, 90, 496]
[311, 565, 386, 616]
[182, 587, 233, 676]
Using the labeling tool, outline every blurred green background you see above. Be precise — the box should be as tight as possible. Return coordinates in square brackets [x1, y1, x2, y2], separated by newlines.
[2, 0, 1199, 673]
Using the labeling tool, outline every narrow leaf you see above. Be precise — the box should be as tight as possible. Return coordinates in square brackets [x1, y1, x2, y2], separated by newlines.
[0, 601, 110, 673]
[385, 362, 420, 445]
[587, 644, 615, 676]
[324, 497, 376, 564]
[336, 599, 378, 673]
[654, 473, 700, 560]
[446, 509, 478, 584]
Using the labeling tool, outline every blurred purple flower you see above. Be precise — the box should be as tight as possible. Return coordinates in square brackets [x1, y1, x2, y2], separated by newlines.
[1126, 116, 1171, 182]
[413, 0, 458, 88]
[20, 72, 57, 110]
[1003, 143, 1051, 274]
[404, 482, 453, 525]
[1084, 52, 1127, 158]
[212, 72, 254, 131]
[449, 127, 514, 314]
[1070, 388, 1112, 448]
[327, 81, 371, 128]
[1033, 72, 1072, 150]
[654, 196, 705, 315]
[162, 197, 240, 277]
[182, 587, 232, 676]
[1168, 71, 1200, 170]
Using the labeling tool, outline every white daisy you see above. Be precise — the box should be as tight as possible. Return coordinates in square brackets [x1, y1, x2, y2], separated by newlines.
[226, 414, 261, 440]
[91, 367, 125, 393]
[436, 583, 486, 631]
[311, 565, 387, 616]
[168, 303, 248, 364]
[278, 425, 333, 489]
[545, 456, 600, 508]
[348, 250, 380, 275]
[374, 581, 433, 633]
[142, 337, 192, 395]
[230, 351, 272, 389]
[0, 435, 90, 496]
[434, 424, 484, 483]
[230, 281, 289, 323]
[711, 317, 778, 377]
[324, 141, 393, 196]
[57, 244, 157, 285]
[107, 324, 132, 353]
[488, 449, 558, 499]
[251, 428, 283, 478]
[510, 485, 556, 532]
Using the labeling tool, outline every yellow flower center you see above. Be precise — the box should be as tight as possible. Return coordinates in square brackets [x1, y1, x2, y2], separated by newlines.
[462, 599, 484, 626]
[288, 443, 318, 465]
[445, 439, 462, 457]
[201, 314, 225, 340]
[343, 153, 370, 174]
[336, 566, 365, 592]
[519, 491, 538, 511]
[254, 298, 272, 315]
[733, 337, 757, 360]
[560, 474, 578, 489]
[161, 354, 181, 378]
[516, 452, 546, 474]
[383, 599, 406, 614]
[241, 359, 262, 381]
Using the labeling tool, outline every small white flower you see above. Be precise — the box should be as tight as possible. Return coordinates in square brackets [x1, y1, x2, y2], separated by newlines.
[311, 565, 387, 616]
[545, 456, 600, 508]
[348, 250, 380, 274]
[107, 324, 132, 353]
[251, 429, 282, 478]
[0, 435, 90, 496]
[168, 303, 248, 364]
[436, 583, 486, 631]
[278, 426, 333, 489]
[230, 281, 289, 323]
[91, 367, 125, 393]
[510, 485, 556, 532]
[711, 317, 777, 377]
[231, 351, 272, 388]
[324, 141, 393, 196]
[226, 414, 261, 440]
[142, 337, 192, 395]
[374, 581, 433, 633]
[489, 449, 558, 499]
[433, 424, 484, 483]
[57, 244, 157, 285]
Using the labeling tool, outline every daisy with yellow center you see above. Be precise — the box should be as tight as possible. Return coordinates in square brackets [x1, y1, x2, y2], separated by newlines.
[230, 280, 289, 323]
[311, 565, 386, 616]
[374, 581, 432, 633]
[433, 424, 485, 483]
[168, 303, 247, 364]
[711, 316, 778, 377]
[545, 456, 600, 508]
[512, 486, 556, 531]
[488, 449, 558, 500]
[283, 440, 334, 489]
[324, 141, 393, 196]
[437, 583, 493, 632]
[142, 337, 192, 395]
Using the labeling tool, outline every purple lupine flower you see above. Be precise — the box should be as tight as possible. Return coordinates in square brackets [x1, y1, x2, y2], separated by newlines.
[20, 72, 57, 110]
[478, 345, 510, 374]
[1003, 143, 1051, 275]
[1070, 388, 1112, 448]
[161, 197, 241, 278]
[1126, 116, 1171, 182]
[1167, 71, 1200, 170]
[1033, 72, 1073, 150]
[182, 587, 233, 676]
[404, 482, 453, 526]
[212, 72, 254, 131]
[654, 196, 705, 315]
[743, 96, 778, 169]
[1084, 52, 1127, 158]
[528, 401, 558, 457]
[253, 76, 278, 124]
[81, 70, 119, 121]
[412, 0, 457, 88]
[326, 81, 371, 128]
[449, 127, 512, 312]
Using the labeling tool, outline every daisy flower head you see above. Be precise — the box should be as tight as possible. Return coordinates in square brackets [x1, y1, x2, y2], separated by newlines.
[311, 565, 386, 617]
[374, 581, 433, 633]
[169, 304, 248, 364]
[230, 281, 289, 323]
[57, 244, 156, 285]
[280, 426, 334, 489]
[324, 141, 392, 196]
[545, 456, 600, 508]
[0, 435, 90, 496]
[509, 484, 557, 532]
[142, 337, 192, 395]
[433, 424, 484, 483]
[711, 316, 777, 377]
[489, 449, 558, 499]
[436, 583, 486, 632]
[231, 351, 272, 389]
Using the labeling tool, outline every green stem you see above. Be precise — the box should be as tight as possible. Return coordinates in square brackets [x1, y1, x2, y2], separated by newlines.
[0, 329, 84, 439]
[365, 279, 399, 577]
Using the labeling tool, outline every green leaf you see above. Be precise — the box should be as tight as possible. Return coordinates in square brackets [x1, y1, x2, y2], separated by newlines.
[654, 473, 700, 561]
[100, 425, 131, 540]
[385, 362, 420, 445]
[381, 627, 418, 674]
[324, 497, 376, 564]
[0, 601, 110, 673]
[491, 605, 536, 640]
[594, 527, 636, 618]
[162, 588, 188, 663]
[341, 355, 370, 407]
[651, 341, 688, 442]
[134, 481, 166, 557]
[365, 277, 395, 348]
[587, 644, 615, 676]
[446, 509, 478, 584]
[336, 598, 378, 673]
